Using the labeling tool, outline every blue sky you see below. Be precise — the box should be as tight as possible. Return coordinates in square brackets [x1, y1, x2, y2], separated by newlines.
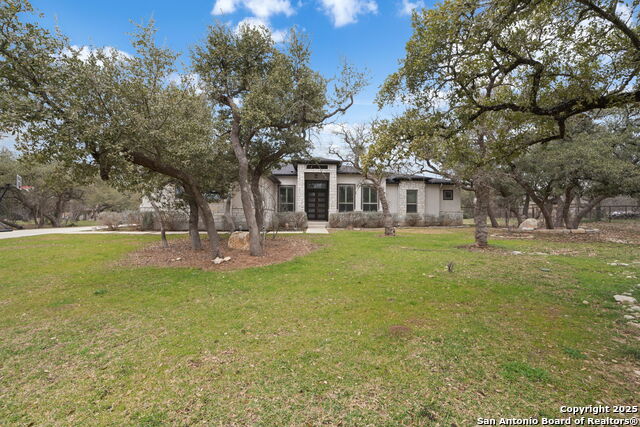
[2, 0, 435, 154]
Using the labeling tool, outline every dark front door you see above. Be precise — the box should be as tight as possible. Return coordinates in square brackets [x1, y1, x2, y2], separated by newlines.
[305, 180, 328, 221]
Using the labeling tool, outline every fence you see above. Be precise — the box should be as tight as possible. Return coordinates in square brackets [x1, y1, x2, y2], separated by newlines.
[462, 205, 640, 223]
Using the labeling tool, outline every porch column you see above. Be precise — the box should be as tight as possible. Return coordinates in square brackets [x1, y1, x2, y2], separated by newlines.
[328, 164, 337, 215]
[296, 164, 306, 212]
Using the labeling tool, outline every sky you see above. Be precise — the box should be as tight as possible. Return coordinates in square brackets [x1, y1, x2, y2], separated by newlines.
[2, 0, 436, 155]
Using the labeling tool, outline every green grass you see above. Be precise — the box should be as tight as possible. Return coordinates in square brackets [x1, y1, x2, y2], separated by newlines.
[0, 229, 639, 425]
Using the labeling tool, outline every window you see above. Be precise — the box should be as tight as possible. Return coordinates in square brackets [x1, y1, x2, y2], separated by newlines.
[279, 186, 295, 212]
[406, 189, 418, 213]
[443, 189, 454, 200]
[338, 184, 355, 212]
[362, 186, 378, 212]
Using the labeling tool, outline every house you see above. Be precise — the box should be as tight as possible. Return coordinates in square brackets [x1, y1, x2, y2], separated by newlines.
[140, 157, 463, 229]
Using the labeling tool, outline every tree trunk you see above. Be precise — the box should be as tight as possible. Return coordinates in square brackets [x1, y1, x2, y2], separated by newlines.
[129, 151, 221, 258]
[187, 196, 202, 251]
[487, 202, 499, 228]
[569, 195, 607, 229]
[230, 124, 263, 256]
[473, 173, 490, 247]
[510, 208, 523, 226]
[251, 175, 265, 232]
[522, 194, 530, 218]
[555, 196, 566, 228]
[376, 182, 395, 236]
[150, 200, 169, 248]
[224, 195, 236, 232]
[192, 188, 221, 258]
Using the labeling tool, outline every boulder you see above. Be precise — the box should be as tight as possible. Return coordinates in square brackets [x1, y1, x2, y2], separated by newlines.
[518, 218, 540, 231]
[614, 295, 637, 305]
[228, 231, 251, 251]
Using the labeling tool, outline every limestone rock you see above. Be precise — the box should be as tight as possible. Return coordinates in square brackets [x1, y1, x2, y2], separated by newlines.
[570, 228, 586, 234]
[228, 231, 250, 251]
[518, 218, 540, 231]
[614, 295, 637, 304]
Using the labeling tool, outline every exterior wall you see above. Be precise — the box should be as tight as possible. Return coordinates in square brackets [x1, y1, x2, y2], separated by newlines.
[139, 164, 464, 229]
[385, 183, 399, 214]
[425, 185, 441, 217]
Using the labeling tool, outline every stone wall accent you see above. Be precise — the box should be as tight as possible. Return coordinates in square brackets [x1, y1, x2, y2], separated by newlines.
[328, 164, 337, 214]
[296, 164, 306, 212]
[398, 181, 426, 215]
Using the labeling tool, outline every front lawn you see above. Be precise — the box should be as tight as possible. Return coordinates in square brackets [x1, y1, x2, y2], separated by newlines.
[0, 229, 638, 425]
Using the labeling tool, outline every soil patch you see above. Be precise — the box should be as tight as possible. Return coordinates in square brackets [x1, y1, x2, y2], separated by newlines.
[490, 221, 640, 245]
[118, 236, 318, 272]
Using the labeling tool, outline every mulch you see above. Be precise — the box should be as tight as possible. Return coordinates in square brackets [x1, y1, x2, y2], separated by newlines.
[117, 236, 318, 272]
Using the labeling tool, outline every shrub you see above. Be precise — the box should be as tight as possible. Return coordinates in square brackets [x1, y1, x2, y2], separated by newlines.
[140, 211, 154, 231]
[99, 210, 141, 231]
[404, 213, 423, 227]
[275, 211, 308, 231]
[440, 212, 463, 226]
[363, 212, 384, 227]
[329, 212, 385, 228]
[98, 211, 126, 231]
[423, 214, 440, 226]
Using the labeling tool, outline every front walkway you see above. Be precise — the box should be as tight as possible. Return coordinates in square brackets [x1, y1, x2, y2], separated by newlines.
[306, 221, 329, 234]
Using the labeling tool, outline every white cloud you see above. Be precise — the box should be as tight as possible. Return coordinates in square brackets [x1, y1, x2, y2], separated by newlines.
[235, 17, 287, 43]
[245, 0, 294, 18]
[399, 0, 424, 16]
[212, 0, 293, 18]
[318, 0, 378, 27]
[212, 0, 238, 15]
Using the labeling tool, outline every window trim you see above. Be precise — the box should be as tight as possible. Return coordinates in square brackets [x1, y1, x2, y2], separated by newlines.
[338, 184, 355, 212]
[442, 189, 454, 201]
[406, 189, 418, 213]
[278, 185, 296, 212]
[361, 185, 378, 212]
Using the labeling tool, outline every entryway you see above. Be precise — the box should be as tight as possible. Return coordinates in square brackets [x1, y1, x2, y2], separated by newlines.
[305, 180, 328, 221]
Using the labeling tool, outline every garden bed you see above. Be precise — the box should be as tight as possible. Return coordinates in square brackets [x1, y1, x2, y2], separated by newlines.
[117, 236, 318, 271]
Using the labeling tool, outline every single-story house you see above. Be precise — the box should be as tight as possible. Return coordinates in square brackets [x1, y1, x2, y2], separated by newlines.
[140, 157, 463, 229]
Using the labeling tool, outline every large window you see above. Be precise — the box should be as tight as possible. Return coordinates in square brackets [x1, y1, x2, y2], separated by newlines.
[278, 186, 295, 212]
[362, 186, 378, 212]
[442, 189, 454, 200]
[406, 189, 418, 213]
[338, 184, 355, 212]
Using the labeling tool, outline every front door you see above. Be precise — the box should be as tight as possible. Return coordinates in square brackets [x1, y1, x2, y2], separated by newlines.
[305, 180, 328, 221]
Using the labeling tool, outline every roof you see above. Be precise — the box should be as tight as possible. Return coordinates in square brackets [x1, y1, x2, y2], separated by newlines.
[270, 160, 455, 185]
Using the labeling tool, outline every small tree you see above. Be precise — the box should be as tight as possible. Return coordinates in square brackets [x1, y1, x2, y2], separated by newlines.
[330, 124, 400, 236]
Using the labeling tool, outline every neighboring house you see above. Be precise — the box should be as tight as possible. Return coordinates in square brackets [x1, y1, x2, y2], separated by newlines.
[140, 157, 463, 229]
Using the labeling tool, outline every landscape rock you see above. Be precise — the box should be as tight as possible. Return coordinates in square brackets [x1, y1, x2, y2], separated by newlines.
[614, 295, 637, 304]
[627, 305, 640, 312]
[624, 315, 635, 320]
[518, 218, 540, 231]
[228, 231, 251, 251]
[511, 251, 523, 255]
[223, 256, 231, 262]
[608, 262, 630, 266]
[628, 322, 640, 330]
[213, 257, 224, 265]
[570, 228, 586, 234]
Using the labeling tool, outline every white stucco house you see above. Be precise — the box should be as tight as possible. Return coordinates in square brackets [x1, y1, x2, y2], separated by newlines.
[140, 157, 463, 229]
